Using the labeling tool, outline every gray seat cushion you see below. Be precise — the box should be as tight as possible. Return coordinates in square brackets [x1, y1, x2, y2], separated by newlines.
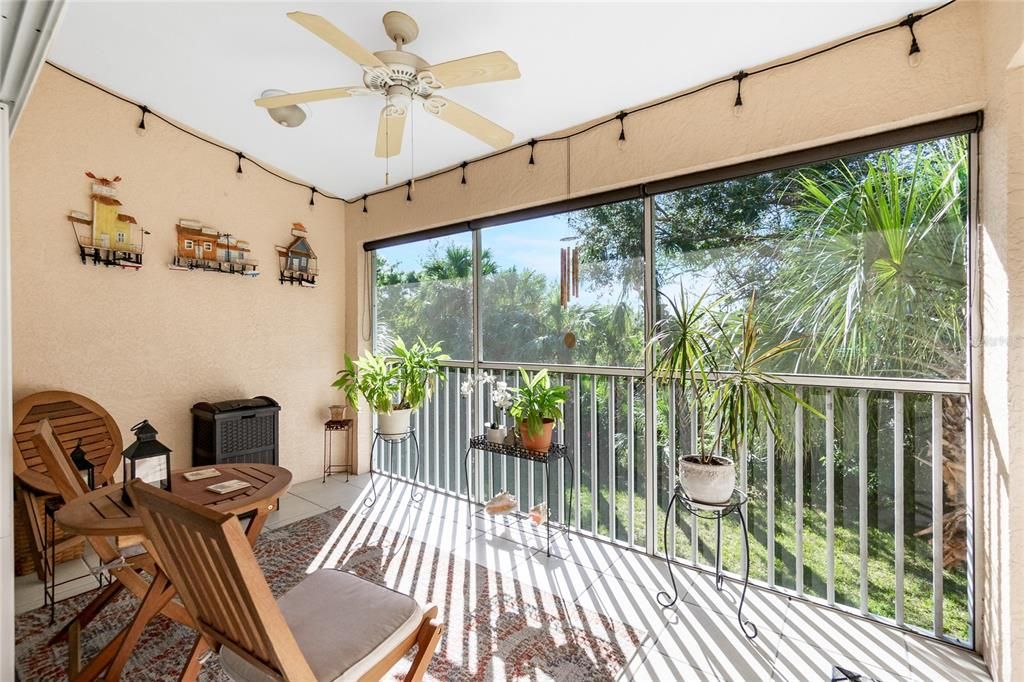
[220, 569, 422, 682]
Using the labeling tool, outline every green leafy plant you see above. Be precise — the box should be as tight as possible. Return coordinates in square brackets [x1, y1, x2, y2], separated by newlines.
[707, 293, 810, 460]
[648, 289, 814, 464]
[332, 337, 449, 413]
[508, 369, 569, 437]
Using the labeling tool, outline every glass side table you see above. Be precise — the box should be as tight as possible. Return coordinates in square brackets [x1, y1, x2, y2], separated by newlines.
[656, 483, 758, 639]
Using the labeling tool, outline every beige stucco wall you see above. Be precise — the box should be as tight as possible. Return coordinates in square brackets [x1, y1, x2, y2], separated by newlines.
[11, 65, 347, 485]
[343, 1, 1024, 678]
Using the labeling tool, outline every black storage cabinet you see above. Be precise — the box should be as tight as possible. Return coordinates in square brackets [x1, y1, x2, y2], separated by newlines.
[191, 396, 280, 467]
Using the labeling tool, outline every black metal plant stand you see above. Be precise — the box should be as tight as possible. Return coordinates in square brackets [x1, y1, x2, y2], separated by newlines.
[657, 483, 758, 639]
[364, 427, 423, 507]
[43, 497, 107, 625]
[462, 435, 574, 557]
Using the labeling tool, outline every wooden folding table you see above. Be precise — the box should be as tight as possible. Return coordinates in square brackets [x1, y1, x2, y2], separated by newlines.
[54, 463, 291, 681]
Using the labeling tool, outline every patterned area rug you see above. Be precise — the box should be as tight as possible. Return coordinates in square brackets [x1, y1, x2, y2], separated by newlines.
[16, 507, 644, 681]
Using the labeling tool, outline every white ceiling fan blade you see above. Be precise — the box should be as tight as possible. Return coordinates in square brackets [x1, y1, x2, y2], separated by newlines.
[288, 11, 386, 68]
[374, 107, 407, 158]
[424, 96, 514, 149]
[255, 87, 364, 108]
[426, 51, 520, 89]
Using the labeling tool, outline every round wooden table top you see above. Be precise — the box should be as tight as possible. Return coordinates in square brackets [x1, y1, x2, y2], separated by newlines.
[56, 463, 292, 537]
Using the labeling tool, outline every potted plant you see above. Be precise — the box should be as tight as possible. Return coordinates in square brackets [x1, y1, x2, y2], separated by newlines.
[459, 373, 515, 444]
[333, 337, 449, 439]
[508, 368, 569, 452]
[649, 289, 806, 504]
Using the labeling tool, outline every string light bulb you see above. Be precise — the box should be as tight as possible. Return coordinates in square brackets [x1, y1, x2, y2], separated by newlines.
[309, 187, 316, 211]
[235, 152, 244, 180]
[732, 71, 747, 118]
[362, 194, 368, 214]
[136, 105, 149, 137]
[527, 139, 537, 170]
[616, 112, 628, 150]
[900, 14, 923, 67]
[460, 161, 468, 185]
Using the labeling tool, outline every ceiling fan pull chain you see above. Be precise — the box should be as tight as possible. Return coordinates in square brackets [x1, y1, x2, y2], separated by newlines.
[410, 104, 415, 192]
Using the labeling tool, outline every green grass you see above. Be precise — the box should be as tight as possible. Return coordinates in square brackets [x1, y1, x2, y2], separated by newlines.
[567, 482, 969, 642]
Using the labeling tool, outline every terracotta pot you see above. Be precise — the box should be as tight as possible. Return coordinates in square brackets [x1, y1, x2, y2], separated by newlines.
[328, 404, 349, 421]
[519, 419, 555, 453]
[377, 408, 412, 441]
[678, 455, 736, 504]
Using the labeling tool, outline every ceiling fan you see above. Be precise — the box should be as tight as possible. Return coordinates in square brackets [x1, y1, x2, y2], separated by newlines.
[256, 10, 520, 158]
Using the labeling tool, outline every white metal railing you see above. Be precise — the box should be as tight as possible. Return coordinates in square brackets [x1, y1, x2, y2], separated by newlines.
[372, 363, 973, 647]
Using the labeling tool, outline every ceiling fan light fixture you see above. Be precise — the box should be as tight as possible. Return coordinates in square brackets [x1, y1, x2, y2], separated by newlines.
[260, 89, 311, 128]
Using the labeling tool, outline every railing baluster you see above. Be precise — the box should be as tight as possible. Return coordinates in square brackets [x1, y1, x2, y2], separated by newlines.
[859, 390, 869, 615]
[667, 380, 676, 560]
[574, 374, 582, 531]
[444, 368, 451, 492]
[609, 377, 617, 542]
[558, 373, 566, 525]
[455, 369, 462, 496]
[433, 374, 440, 488]
[591, 376, 598, 536]
[690, 392, 698, 565]
[628, 377, 636, 547]
[932, 393, 944, 636]
[826, 389, 835, 606]
[894, 391, 905, 626]
[767, 427, 776, 588]
[500, 370, 508, 496]
[795, 387, 804, 596]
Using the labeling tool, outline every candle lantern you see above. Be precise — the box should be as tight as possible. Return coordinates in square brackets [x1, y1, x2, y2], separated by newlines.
[121, 419, 172, 505]
[69, 438, 95, 490]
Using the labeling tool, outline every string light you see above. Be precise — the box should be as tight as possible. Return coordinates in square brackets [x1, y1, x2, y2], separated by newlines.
[732, 71, 747, 118]
[47, 0, 952, 210]
[136, 105, 148, 137]
[309, 186, 316, 210]
[900, 14, 923, 67]
[235, 152, 244, 180]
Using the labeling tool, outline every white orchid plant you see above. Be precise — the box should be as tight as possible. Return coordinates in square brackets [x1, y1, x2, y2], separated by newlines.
[460, 372, 515, 429]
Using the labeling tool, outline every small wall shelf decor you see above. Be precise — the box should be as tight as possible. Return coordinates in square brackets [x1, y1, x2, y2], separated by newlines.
[68, 172, 147, 269]
[276, 222, 318, 287]
[168, 219, 259, 276]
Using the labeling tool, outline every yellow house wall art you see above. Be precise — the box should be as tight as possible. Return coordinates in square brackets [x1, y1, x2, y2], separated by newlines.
[68, 172, 145, 269]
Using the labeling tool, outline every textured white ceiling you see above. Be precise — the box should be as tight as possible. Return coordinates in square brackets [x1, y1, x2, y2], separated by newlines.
[48, 1, 932, 198]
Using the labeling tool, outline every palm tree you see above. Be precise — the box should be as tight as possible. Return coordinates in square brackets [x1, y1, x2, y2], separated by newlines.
[772, 136, 969, 567]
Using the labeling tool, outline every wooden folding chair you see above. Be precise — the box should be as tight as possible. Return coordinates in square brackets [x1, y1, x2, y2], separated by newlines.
[128, 479, 444, 682]
[31, 419, 192, 679]
[14, 390, 123, 579]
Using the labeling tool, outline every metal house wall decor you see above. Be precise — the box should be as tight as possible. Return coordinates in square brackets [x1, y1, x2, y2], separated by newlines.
[68, 172, 147, 269]
[168, 219, 259, 276]
[276, 222, 318, 287]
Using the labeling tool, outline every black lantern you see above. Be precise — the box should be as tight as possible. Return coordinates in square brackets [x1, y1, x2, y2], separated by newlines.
[69, 438, 95, 490]
[121, 420, 172, 505]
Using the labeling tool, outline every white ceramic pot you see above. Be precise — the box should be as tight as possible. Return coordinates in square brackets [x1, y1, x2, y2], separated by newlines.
[678, 455, 736, 504]
[377, 408, 412, 440]
[486, 426, 507, 444]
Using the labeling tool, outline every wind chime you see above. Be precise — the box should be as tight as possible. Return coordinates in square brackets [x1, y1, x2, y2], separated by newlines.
[560, 246, 580, 349]
[559, 246, 579, 308]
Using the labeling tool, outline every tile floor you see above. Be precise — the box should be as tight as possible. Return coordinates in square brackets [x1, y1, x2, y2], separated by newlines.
[16, 472, 991, 681]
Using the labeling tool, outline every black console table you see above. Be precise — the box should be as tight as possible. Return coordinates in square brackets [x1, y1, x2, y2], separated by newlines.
[365, 427, 423, 507]
[462, 435, 574, 557]
[657, 484, 758, 639]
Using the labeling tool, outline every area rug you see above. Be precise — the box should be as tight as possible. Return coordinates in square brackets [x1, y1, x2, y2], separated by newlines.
[15, 507, 644, 681]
